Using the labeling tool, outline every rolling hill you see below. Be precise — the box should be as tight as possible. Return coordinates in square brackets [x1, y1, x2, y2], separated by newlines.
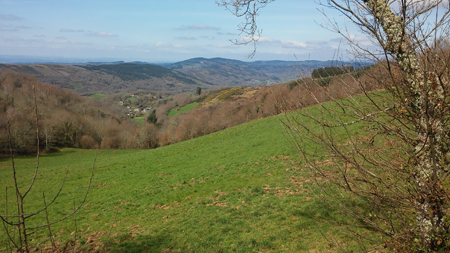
[0, 58, 362, 95]
[168, 57, 346, 87]
[0, 63, 213, 95]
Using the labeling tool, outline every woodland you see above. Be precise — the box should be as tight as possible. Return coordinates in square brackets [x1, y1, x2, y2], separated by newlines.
[0, 63, 369, 155]
[0, 62, 382, 252]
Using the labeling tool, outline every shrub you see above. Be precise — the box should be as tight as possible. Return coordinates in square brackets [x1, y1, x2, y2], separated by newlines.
[80, 135, 97, 149]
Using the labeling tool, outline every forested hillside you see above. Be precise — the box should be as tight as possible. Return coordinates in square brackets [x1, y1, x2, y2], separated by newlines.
[168, 57, 350, 86]
[0, 71, 139, 154]
[0, 63, 213, 95]
[0, 58, 365, 96]
[0, 64, 378, 155]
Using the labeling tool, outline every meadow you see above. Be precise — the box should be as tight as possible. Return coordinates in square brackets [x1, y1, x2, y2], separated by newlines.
[131, 116, 145, 124]
[0, 102, 376, 252]
[167, 102, 200, 117]
[88, 93, 107, 100]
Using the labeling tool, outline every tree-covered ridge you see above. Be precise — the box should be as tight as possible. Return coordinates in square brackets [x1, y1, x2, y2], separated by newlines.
[79, 63, 199, 84]
[0, 63, 212, 95]
[80, 63, 173, 80]
[169, 57, 359, 87]
[311, 66, 354, 78]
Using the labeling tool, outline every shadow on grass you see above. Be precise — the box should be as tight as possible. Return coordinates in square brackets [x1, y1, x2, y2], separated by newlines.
[107, 233, 172, 253]
[42, 149, 78, 157]
[293, 198, 381, 235]
[0, 149, 77, 161]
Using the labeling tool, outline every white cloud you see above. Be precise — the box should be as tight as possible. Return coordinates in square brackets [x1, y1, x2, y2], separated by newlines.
[176, 24, 220, 31]
[87, 31, 118, 37]
[155, 42, 184, 48]
[239, 36, 306, 48]
[217, 43, 237, 49]
[60, 28, 85, 33]
[257, 37, 275, 42]
[0, 24, 18, 32]
[0, 14, 23, 21]
[280, 40, 307, 48]
[306, 40, 328, 45]
[175, 36, 197, 40]
[156, 42, 171, 47]
[217, 32, 236, 36]
[16, 25, 32, 29]
[360, 41, 375, 46]
[0, 25, 32, 31]
[348, 34, 369, 42]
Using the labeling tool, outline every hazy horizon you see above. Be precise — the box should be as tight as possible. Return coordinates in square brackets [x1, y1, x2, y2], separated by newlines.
[0, 54, 344, 65]
[0, 0, 374, 63]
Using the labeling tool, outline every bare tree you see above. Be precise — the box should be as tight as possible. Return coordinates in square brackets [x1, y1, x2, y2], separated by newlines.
[219, 0, 450, 251]
[1, 85, 95, 252]
[217, 0, 275, 58]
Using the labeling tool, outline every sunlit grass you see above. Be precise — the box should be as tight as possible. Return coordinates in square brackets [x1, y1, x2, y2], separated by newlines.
[0, 98, 379, 252]
[88, 93, 106, 99]
[168, 102, 200, 116]
[131, 116, 145, 124]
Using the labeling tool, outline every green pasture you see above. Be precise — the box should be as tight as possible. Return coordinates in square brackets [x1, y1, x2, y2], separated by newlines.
[168, 102, 200, 117]
[88, 94, 106, 99]
[0, 97, 382, 252]
[127, 97, 137, 103]
[131, 116, 145, 124]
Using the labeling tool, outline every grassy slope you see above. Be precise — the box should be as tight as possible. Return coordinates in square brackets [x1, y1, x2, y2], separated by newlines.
[88, 94, 106, 99]
[0, 104, 373, 252]
[131, 116, 145, 124]
[168, 102, 200, 116]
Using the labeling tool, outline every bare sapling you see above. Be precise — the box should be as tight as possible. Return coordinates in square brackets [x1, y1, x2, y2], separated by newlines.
[0, 85, 95, 252]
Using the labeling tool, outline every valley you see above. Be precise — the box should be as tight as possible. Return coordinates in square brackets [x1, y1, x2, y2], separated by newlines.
[2, 0, 449, 251]
[0, 57, 354, 95]
[1, 49, 448, 252]
[0, 61, 378, 252]
[0, 99, 376, 252]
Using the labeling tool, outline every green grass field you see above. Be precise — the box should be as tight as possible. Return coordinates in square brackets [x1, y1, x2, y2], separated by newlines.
[127, 97, 137, 103]
[168, 102, 200, 116]
[0, 99, 378, 252]
[131, 116, 145, 124]
[88, 94, 106, 99]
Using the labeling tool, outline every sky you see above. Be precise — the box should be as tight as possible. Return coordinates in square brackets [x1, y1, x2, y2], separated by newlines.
[0, 0, 368, 63]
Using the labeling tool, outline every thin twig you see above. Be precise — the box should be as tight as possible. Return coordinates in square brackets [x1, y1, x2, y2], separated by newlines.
[73, 197, 77, 253]
[42, 192, 55, 250]
[104, 207, 119, 252]
[2, 186, 15, 253]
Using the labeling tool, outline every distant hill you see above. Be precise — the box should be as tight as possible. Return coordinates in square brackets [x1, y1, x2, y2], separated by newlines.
[0, 57, 366, 95]
[0, 63, 213, 95]
[168, 57, 347, 86]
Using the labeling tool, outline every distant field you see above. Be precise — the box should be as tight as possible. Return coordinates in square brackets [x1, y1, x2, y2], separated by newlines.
[132, 116, 145, 124]
[168, 102, 200, 116]
[0, 99, 378, 252]
[127, 97, 137, 103]
[88, 93, 106, 99]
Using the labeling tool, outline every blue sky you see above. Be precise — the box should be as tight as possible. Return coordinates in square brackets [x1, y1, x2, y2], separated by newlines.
[0, 0, 366, 62]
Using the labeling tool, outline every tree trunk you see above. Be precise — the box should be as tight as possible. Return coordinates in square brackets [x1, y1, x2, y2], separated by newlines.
[363, 0, 446, 248]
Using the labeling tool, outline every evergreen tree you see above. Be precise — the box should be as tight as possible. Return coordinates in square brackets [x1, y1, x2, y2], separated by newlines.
[147, 109, 157, 124]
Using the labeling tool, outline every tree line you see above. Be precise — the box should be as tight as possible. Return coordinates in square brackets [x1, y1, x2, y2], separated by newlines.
[1, 64, 379, 155]
[0, 71, 138, 155]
